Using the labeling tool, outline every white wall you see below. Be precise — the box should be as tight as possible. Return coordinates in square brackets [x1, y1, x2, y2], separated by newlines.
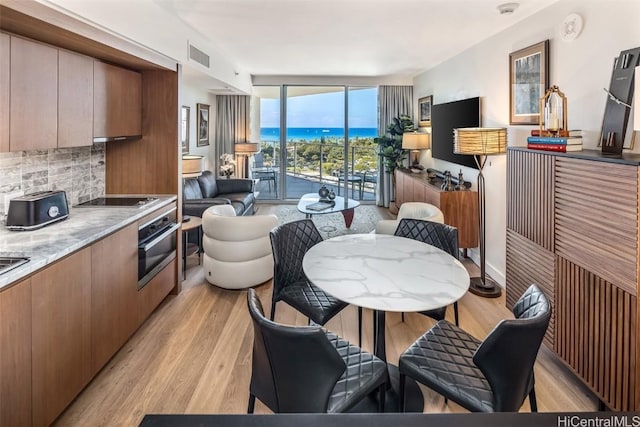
[181, 80, 217, 172]
[413, 0, 640, 286]
[35, 0, 252, 93]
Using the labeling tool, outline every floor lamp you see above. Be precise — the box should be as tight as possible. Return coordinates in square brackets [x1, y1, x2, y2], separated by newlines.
[235, 142, 260, 178]
[454, 127, 507, 298]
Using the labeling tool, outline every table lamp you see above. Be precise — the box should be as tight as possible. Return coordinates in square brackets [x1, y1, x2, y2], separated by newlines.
[182, 154, 204, 178]
[235, 142, 260, 178]
[454, 127, 507, 298]
[402, 132, 430, 169]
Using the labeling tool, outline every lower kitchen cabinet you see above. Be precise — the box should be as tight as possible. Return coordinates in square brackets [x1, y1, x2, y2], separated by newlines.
[138, 258, 176, 326]
[31, 248, 92, 427]
[0, 204, 178, 425]
[0, 278, 32, 427]
[91, 223, 138, 375]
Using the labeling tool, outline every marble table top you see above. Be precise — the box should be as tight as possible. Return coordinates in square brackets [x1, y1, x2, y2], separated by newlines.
[302, 233, 470, 312]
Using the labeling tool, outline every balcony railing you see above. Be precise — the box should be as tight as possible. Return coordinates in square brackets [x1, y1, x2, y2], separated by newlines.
[255, 140, 378, 200]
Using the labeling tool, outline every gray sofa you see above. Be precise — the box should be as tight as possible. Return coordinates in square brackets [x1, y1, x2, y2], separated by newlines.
[183, 171, 256, 217]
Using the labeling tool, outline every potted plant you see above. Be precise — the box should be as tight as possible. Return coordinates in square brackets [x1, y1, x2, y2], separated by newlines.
[374, 114, 415, 211]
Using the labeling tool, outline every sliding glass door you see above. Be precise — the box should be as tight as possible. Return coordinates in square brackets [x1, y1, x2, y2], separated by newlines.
[254, 85, 377, 202]
[284, 86, 345, 199]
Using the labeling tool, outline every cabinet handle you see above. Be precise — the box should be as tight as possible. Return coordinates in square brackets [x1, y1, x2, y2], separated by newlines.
[139, 223, 179, 251]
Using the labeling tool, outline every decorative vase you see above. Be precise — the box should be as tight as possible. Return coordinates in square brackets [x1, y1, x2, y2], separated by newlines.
[318, 185, 329, 199]
[328, 190, 336, 200]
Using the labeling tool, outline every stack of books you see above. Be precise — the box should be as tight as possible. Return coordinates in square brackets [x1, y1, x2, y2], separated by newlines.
[527, 130, 583, 152]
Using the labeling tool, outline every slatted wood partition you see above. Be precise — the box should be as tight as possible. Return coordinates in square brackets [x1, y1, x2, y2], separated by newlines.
[555, 157, 638, 295]
[507, 148, 640, 411]
[556, 257, 637, 411]
[506, 229, 555, 348]
[506, 149, 555, 251]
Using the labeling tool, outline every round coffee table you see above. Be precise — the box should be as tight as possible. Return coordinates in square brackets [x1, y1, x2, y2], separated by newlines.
[296, 193, 360, 231]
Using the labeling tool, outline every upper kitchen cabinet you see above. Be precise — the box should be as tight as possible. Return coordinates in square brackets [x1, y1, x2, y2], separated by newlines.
[93, 61, 142, 140]
[58, 50, 93, 148]
[0, 33, 9, 152]
[10, 36, 58, 151]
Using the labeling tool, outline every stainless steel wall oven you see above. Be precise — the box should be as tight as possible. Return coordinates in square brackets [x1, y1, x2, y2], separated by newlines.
[138, 207, 179, 289]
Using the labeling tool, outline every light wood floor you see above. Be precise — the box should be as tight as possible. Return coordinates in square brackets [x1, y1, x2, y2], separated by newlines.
[55, 206, 597, 426]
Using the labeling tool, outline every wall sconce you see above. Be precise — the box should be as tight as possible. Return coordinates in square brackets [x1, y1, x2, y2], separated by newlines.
[402, 132, 430, 170]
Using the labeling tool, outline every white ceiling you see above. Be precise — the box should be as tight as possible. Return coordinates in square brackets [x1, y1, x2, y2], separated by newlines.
[155, 0, 558, 79]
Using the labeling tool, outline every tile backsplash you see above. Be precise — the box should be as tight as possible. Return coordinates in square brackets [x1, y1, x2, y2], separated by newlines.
[0, 143, 106, 222]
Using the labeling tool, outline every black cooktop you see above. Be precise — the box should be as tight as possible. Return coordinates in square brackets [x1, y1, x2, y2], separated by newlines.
[77, 197, 158, 207]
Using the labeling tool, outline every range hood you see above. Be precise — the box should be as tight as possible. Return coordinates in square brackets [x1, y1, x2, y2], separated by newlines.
[93, 134, 142, 143]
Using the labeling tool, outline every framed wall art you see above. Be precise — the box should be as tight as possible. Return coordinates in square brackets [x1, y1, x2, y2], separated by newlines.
[418, 95, 433, 127]
[181, 105, 190, 153]
[197, 103, 210, 147]
[509, 40, 549, 125]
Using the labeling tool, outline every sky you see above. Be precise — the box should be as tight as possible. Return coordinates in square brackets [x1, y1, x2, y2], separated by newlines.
[260, 87, 377, 128]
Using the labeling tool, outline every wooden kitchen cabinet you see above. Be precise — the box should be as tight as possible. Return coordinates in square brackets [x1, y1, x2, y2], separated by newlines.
[91, 223, 138, 375]
[94, 61, 142, 138]
[138, 258, 176, 326]
[0, 279, 32, 427]
[31, 248, 92, 427]
[395, 169, 479, 249]
[0, 33, 9, 152]
[10, 36, 58, 151]
[58, 50, 93, 148]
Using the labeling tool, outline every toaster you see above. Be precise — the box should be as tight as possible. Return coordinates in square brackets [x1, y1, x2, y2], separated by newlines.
[6, 191, 69, 231]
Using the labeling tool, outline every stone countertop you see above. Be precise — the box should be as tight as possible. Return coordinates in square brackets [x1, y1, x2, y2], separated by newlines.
[0, 195, 177, 290]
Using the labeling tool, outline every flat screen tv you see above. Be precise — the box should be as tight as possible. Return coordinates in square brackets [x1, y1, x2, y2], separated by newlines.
[431, 97, 481, 169]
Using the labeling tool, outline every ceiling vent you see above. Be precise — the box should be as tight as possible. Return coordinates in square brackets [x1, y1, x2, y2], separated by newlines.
[189, 43, 210, 68]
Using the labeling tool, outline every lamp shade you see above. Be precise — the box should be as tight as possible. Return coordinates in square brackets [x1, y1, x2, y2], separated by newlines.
[454, 127, 507, 155]
[402, 132, 431, 150]
[234, 142, 260, 154]
[182, 154, 204, 178]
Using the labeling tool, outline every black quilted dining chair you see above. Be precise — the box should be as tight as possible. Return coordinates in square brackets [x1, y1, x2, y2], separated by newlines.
[270, 219, 363, 341]
[246, 289, 387, 413]
[398, 284, 551, 413]
[394, 218, 461, 325]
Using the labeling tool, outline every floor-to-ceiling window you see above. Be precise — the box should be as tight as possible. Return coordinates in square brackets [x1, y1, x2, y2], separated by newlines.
[253, 85, 377, 202]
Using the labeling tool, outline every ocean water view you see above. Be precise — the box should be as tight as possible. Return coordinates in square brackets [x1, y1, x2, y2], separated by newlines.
[260, 127, 377, 141]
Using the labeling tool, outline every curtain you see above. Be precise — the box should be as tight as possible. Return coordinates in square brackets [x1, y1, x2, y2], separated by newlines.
[377, 86, 413, 207]
[215, 95, 250, 176]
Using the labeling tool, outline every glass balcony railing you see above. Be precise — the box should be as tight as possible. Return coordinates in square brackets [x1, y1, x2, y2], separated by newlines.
[253, 140, 378, 201]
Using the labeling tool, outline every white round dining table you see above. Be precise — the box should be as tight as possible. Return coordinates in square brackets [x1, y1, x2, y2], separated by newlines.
[302, 233, 470, 412]
[303, 233, 469, 314]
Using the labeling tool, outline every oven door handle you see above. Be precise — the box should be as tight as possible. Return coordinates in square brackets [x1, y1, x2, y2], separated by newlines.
[139, 223, 180, 252]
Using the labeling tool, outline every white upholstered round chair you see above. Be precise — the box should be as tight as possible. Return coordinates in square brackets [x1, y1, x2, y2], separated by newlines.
[375, 202, 445, 235]
[202, 204, 278, 289]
